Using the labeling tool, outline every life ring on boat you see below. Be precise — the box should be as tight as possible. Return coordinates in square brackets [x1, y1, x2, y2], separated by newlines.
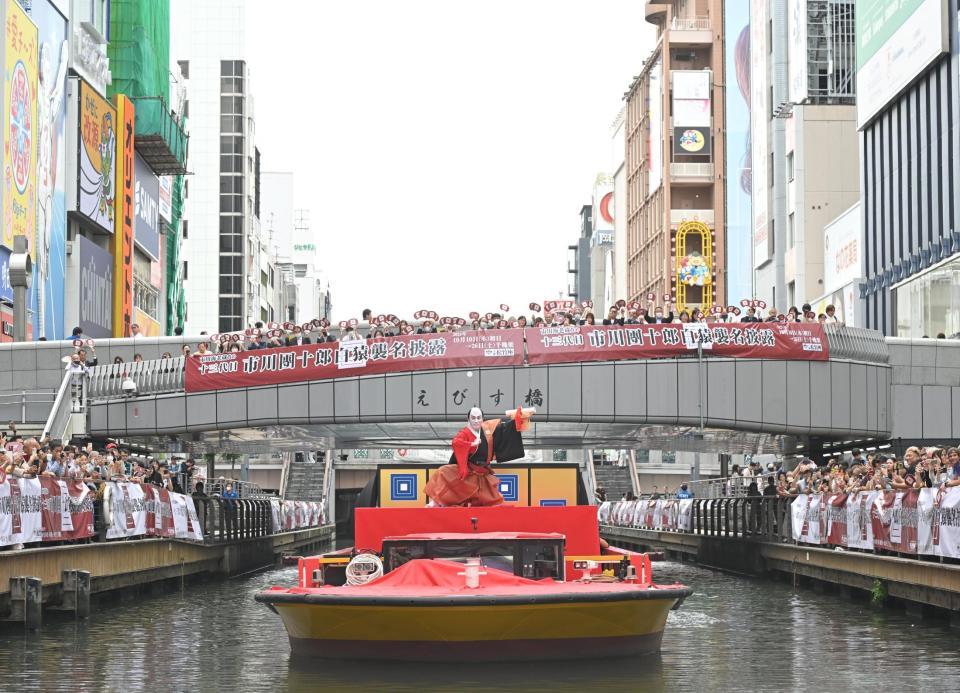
[345, 553, 383, 585]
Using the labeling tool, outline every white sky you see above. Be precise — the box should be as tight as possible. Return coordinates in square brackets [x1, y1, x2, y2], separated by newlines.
[247, 0, 654, 320]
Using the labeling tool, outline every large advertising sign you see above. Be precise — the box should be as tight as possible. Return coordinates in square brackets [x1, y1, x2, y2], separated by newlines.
[158, 175, 172, 222]
[671, 70, 711, 127]
[856, 0, 948, 128]
[185, 329, 525, 392]
[750, 0, 770, 268]
[787, 0, 807, 103]
[2, 0, 38, 252]
[77, 78, 116, 232]
[673, 127, 711, 156]
[823, 203, 862, 295]
[133, 153, 160, 260]
[724, 1, 752, 307]
[112, 95, 134, 337]
[27, 0, 68, 341]
[76, 234, 113, 338]
[526, 323, 829, 365]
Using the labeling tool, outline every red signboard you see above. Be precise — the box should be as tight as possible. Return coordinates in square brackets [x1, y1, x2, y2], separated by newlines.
[39, 478, 95, 542]
[185, 329, 525, 392]
[525, 323, 829, 365]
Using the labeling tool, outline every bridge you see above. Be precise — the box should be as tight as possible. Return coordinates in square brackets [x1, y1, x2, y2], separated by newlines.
[4, 325, 959, 457]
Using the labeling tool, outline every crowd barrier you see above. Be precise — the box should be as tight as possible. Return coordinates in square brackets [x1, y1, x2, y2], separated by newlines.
[789, 488, 960, 558]
[598, 498, 694, 532]
[0, 476, 96, 546]
[1, 477, 326, 549]
[103, 481, 204, 542]
[597, 487, 960, 559]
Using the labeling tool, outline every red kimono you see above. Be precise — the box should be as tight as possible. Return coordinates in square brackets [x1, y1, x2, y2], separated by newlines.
[425, 411, 531, 507]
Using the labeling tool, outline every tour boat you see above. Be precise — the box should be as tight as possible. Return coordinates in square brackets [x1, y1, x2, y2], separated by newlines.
[255, 462, 692, 661]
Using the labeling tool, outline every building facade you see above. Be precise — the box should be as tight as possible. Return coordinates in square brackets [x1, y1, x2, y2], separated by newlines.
[171, 0, 263, 333]
[858, 0, 960, 338]
[750, 0, 858, 313]
[626, 1, 727, 314]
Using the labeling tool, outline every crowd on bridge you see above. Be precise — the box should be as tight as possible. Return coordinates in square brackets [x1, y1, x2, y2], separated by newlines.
[57, 296, 884, 363]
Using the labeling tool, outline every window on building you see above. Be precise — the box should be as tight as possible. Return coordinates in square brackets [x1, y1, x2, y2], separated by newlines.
[183, 261, 188, 280]
[177, 60, 189, 79]
[787, 212, 795, 249]
[788, 281, 796, 308]
[182, 100, 189, 118]
[182, 220, 188, 239]
[786, 151, 795, 181]
[662, 451, 676, 464]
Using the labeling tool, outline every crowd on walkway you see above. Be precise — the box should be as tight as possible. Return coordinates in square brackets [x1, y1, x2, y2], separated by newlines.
[721, 446, 960, 500]
[0, 427, 200, 494]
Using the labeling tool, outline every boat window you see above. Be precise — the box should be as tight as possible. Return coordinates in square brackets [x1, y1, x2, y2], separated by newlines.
[385, 543, 426, 570]
[521, 543, 562, 580]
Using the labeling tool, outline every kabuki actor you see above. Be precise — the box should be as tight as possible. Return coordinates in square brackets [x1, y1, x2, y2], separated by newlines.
[424, 406, 535, 507]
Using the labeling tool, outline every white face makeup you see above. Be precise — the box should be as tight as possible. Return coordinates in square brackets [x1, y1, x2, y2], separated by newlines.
[468, 408, 483, 432]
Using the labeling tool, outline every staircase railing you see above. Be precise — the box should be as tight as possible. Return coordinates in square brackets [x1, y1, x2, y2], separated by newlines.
[41, 370, 83, 442]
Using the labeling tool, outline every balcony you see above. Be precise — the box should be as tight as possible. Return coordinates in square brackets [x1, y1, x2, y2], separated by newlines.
[668, 16, 712, 44]
[644, 2, 669, 22]
[670, 209, 714, 227]
[669, 162, 714, 182]
[131, 97, 189, 175]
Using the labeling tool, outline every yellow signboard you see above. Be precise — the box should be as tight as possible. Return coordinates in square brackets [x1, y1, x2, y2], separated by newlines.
[2, 0, 38, 251]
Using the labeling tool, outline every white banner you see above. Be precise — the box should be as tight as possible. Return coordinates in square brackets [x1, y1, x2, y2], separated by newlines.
[844, 491, 877, 550]
[791, 494, 823, 544]
[169, 493, 204, 542]
[0, 478, 44, 546]
[106, 481, 148, 539]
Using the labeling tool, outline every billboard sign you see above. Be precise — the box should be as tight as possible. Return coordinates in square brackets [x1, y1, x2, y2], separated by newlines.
[724, 1, 752, 306]
[787, 0, 808, 103]
[593, 185, 613, 233]
[856, 0, 948, 128]
[27, 0, 68, 340]
[158, 175, 172, 222]
[134, 153, 160, 260]
[2, 0, 39, 252]
[76, 79, 116, 232]
[671, 70, 711, 127]
[76, 234, 112, 338]
[673, 127, 711, 156]
[823, 203, 862, 295]
[111, 94, 134, 337]
[751, 0, 770, 268]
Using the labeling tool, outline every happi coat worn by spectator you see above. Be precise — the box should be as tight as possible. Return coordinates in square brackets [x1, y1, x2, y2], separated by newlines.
[425, 407, 533, 506]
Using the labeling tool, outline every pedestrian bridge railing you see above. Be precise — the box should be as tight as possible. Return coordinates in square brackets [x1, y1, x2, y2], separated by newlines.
[81, 325, 889, 401]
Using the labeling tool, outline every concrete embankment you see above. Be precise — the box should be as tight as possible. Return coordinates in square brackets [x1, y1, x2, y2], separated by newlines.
[0, 524, 334, 622]
[602, 525, 960, 622]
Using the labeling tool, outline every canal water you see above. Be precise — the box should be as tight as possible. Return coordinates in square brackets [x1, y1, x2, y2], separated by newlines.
[0, 560, 958, 692]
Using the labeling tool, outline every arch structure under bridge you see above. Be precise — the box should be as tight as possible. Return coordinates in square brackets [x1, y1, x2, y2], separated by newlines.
[80, 326, 895, 455]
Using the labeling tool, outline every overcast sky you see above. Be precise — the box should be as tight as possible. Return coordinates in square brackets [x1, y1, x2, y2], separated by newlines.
[247, 0, 654, 320]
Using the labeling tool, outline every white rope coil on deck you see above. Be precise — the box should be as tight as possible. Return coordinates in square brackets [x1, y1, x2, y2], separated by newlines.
[345, 554, 384, 585]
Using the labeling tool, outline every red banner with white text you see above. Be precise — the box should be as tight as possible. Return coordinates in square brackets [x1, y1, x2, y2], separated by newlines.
[526, 323, 829, 365]
[185, 329, 525, 392]
[39, 477, 95, 542]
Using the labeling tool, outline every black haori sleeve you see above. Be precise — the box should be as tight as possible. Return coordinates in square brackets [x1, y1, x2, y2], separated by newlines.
[492, 418, 525, 463]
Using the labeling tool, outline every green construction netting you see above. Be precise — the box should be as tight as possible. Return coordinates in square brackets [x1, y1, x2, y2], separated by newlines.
[107, 0, 170, 102]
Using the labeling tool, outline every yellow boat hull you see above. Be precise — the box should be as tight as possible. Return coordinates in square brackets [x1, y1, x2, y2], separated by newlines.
[263, 592, 684, 661]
